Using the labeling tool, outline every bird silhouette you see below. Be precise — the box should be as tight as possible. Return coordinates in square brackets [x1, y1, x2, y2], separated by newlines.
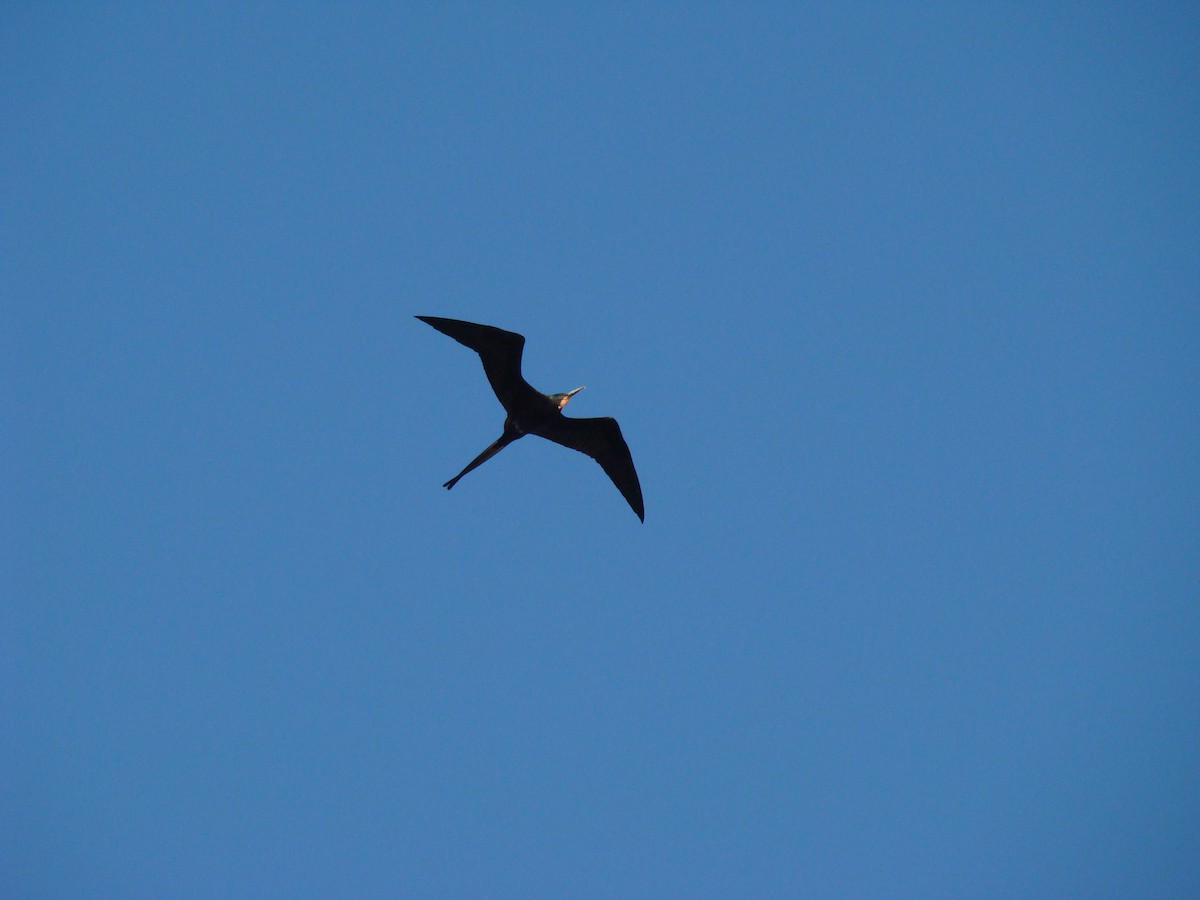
[416, 316, 644, 521]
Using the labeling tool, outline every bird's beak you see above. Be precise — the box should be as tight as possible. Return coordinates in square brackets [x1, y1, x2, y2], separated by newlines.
[558, 386, 584, 410]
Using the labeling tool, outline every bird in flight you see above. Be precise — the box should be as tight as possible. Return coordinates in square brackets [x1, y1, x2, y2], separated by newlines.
[416, 316, 644, 521]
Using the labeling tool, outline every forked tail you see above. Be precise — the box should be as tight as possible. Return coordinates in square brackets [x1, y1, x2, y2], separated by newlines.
[443, 432, 518, 490]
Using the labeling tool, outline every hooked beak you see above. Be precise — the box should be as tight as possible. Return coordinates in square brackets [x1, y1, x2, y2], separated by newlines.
[558, 386, 584, 410]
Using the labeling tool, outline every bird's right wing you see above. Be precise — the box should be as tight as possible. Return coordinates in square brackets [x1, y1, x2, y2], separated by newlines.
[534, 415, 645, 522]
[415, 316, 537, 411]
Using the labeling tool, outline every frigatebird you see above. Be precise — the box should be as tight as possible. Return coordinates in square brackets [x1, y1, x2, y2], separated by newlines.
[416, 316, 644, 521]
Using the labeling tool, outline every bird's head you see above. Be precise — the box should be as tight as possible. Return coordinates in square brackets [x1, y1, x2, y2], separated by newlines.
[551, 386, 584, 410]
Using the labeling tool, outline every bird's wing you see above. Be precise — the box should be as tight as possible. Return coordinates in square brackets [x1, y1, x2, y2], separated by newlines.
[416, 316, 538, 411]
[533, 416, 644, 521]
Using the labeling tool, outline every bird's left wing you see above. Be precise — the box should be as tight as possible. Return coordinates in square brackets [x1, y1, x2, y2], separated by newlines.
[415, 316, 537, 412]
[533, 416, 644, 521]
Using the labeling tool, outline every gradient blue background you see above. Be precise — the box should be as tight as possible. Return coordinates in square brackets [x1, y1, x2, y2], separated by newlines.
[4, 4, 1197, 896]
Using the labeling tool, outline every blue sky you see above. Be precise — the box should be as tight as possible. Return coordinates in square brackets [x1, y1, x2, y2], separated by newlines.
[4, 4, 1197, 896]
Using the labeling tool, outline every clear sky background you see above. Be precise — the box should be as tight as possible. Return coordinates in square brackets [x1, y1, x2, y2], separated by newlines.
[4, 4, 1197, 897]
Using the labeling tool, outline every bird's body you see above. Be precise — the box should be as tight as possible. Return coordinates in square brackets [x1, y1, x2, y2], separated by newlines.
[416, 316, 644, 521]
